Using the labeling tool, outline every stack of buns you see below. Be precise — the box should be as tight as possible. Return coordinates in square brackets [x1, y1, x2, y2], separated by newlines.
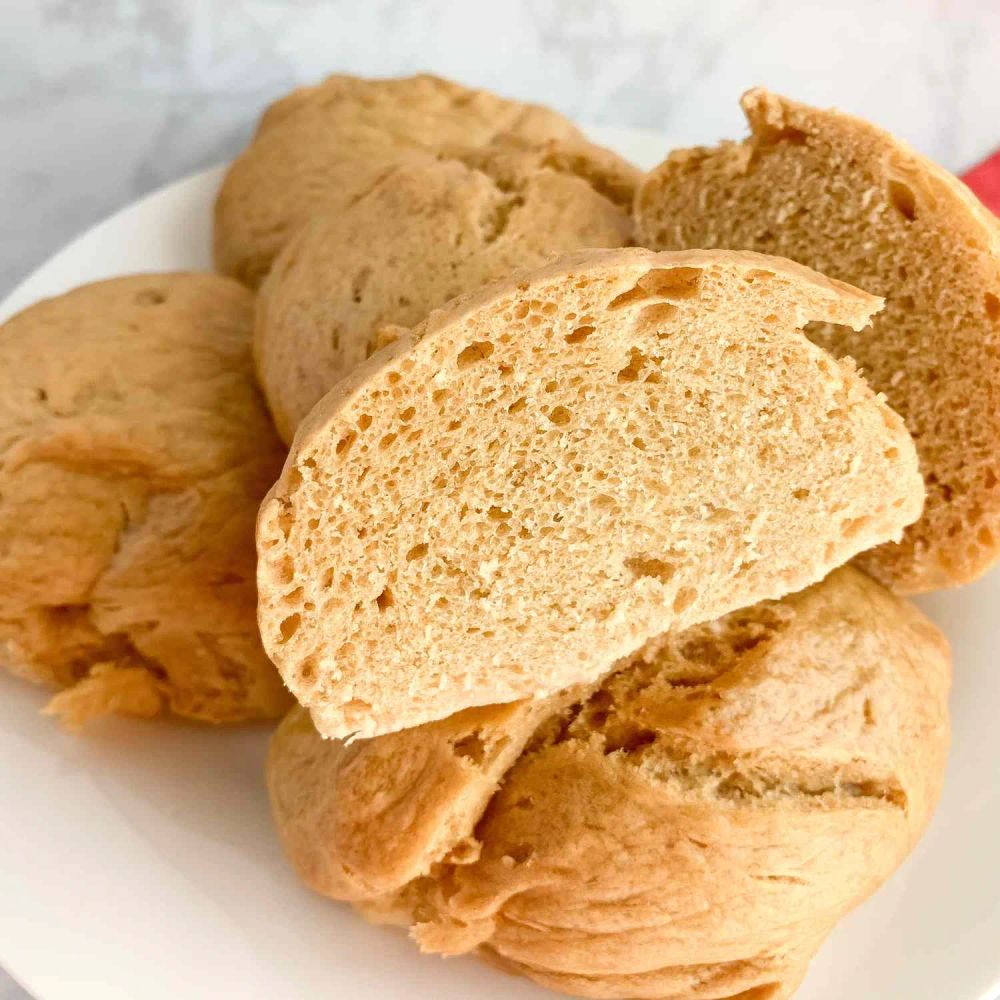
[5, 73, 995, 998]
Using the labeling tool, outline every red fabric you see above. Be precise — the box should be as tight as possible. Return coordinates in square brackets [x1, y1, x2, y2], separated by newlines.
[961, 149, 1000, 216]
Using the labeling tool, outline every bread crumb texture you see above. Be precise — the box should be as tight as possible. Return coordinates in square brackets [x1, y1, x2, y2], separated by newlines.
[0, 273, 291, 725]
[267, 566, 951, 1000]
[256, 142, 635, 443]
[636, 88, 1000, 593]
[215, 72, 640, 289]
[257, 247, 923, 738]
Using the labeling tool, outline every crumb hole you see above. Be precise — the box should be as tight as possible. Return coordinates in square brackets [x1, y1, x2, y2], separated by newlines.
[406, 543, 429, 561]
[336, 432, 356, 456]
[275, 504, 295, 540]
[604, 728, 656, 755]
[636, 301, 679, 330]
[985, 293, 1000, 323]
[452, 731, 486, 764]
[506, 844, 534, 864]
[887, 178, 917, 221]
[375, 587, 394, 612]
[608, 285, 647, 310]
[548, 405, 572, 426]
[565, 324, 594, 344]
[277, 558, 295, 585]
[278, 614, 300, 642]
[457, 340, 495, 369]
[625, 555, 676, 584]
[640, 266, 702, 300]
[446, 837, 481, 865]
[617, 347, 656, 383]
[281, 587, 304, 607]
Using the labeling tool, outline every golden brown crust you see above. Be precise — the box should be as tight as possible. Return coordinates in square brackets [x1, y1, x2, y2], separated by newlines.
[0, 273, 291, 724]
[635, 87, 1000, 593]
[257, 247, 922, 738]
[266, 566, 951, 998]
[214, 72, 641, 288]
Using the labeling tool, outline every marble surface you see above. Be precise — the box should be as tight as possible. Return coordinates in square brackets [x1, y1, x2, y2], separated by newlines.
[1, 1, 998, 997]
[3, 0, 1000, 299]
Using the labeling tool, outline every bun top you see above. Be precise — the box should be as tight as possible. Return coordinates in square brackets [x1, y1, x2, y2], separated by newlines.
[0, 273, 290, 724]
[214, 72, 640, 287]
[267, 565, 951, 997]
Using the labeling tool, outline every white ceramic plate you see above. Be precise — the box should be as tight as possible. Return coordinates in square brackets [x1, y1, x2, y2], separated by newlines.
[0, 128, 998, 1000]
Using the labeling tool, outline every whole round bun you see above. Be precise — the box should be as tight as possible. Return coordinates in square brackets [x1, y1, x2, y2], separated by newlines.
[636, 87, 1000, 594]
[256, 148, 635, 443]
[0, 273, 291, 725]
[257, 247, 923, 739]
[267, 566, 951, 999]
[215, 72, 640, 288]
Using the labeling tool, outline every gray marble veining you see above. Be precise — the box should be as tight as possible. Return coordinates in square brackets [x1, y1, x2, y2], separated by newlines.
[1, 1, 998, 997]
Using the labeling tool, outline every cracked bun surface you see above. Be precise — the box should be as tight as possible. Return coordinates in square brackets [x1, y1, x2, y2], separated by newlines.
[215, 72, 640, 288]
[256, 147, 634, 443]
[257, 248, 923, 739]
[636, 88, 1000, 594]
[267, 566, 951, 999]
[0, 273, 291, 725]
